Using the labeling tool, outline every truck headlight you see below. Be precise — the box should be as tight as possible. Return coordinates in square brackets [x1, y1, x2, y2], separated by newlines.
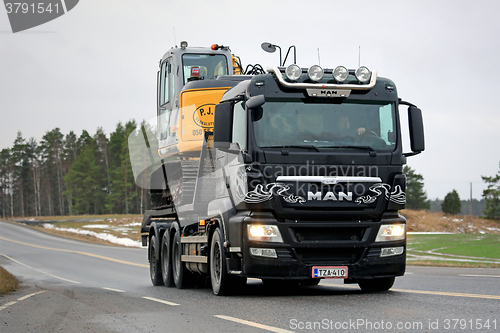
[375, 224, 405, 242]
[248, 225, 283, 243]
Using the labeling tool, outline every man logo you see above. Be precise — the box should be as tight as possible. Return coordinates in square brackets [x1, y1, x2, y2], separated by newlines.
[307, 191, 353, 201]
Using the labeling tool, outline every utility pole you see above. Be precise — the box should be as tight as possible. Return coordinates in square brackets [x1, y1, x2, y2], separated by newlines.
[470, 182, 473, 216]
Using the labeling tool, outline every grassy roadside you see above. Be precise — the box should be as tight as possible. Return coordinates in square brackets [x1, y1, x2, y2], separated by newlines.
[0, 266, 19, 296]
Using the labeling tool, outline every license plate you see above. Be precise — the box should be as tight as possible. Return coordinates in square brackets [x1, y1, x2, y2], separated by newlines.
[312, 266, 348, 279]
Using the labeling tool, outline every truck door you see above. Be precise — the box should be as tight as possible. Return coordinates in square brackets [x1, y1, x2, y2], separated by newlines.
[157, 58, 177, 148]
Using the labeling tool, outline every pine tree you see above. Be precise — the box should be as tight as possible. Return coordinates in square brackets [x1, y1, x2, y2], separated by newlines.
[403, 165, 430, 210]
[441, 189, 461, 215]
[482, 162, 500, 219]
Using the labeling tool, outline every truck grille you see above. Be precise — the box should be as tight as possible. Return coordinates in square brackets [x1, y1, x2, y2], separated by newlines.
[294, 248, 364, 264]
[290, 227, 367, 242]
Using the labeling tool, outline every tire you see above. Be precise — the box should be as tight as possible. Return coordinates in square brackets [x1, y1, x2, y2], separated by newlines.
[210, 228, 246, 296]
[149, 235, 163, 286]
[171, 230, 189, 289]
[161, 231, 174, 287]
[358, 277, 395, 292]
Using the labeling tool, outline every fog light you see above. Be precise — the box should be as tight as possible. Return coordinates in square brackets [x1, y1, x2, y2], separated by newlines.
[250, 247, 278, 259]
[285, 64, 302, 81]
[248, 225, 283, 243]
[355, 66, 371, 83]
[307, 65, 324, 81]
[380, 246, 404, 257]
[333, 66, 349, 82]
[375, 224, 406, 242]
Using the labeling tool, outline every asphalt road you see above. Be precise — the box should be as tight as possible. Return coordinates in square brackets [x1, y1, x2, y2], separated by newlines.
[1, 220, 499, 333]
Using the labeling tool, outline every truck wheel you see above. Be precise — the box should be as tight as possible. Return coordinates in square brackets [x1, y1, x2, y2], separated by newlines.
[171, 230, 188, 289]
[358, 277, 395, 292]
[210, 228, 246, 295]
[149, 235, 163, 286]
[161, 231, 174, 287]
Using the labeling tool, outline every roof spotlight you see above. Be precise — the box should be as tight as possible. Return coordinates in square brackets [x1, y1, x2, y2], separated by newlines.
[307, 65, 324, 81]
[333, 66, 349, 83]
[285, 64, 302, 81]
[355, 66, 371, 83]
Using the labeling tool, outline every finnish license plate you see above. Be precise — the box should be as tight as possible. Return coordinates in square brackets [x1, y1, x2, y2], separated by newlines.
[312, 266, 348, 279]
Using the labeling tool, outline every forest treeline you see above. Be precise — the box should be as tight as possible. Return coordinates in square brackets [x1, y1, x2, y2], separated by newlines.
[0, 121, 150, 218]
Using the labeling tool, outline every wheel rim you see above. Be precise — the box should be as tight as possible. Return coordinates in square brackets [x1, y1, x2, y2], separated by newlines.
[173, 239, 180, 279]
[150, 244, 156, 279]
[213, 240, 221, 285]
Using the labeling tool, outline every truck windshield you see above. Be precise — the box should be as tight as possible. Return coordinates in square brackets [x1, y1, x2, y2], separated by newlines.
[182, 54, 228, 84]
[253, 100, 397, 151]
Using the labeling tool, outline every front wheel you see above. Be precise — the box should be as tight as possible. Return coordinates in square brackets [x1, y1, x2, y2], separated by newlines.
[149, 235, 163, 286]
[210, 228, 246, 295]
[358, 277, 395, 292]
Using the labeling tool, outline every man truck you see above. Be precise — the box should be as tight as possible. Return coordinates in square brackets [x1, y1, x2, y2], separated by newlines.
[131, 42, 425, 295]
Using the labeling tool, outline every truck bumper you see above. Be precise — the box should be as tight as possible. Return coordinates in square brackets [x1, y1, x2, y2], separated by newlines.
[236, 212, 406, 281]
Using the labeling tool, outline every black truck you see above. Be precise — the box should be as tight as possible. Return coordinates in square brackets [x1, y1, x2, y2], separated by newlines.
[132, 49, 424, 295]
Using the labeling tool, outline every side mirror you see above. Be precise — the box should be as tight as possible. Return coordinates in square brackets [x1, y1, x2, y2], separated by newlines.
[407, 105, 425, 155]
[213, 102, 233, 149]
[246, 94, 265, 109]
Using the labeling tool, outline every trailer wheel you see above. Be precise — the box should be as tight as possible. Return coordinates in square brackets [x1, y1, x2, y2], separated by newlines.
[358, 277, 395, 292]
[210, 228, 246, 295]
[172, 230, 188, 289]
[149, 235, 163, 286]
[161, 231, 174, 287]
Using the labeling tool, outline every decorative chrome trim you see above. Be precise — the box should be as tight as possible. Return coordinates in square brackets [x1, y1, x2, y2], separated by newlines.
[268, 66, 377, 90]
[276, 176, 382, 184]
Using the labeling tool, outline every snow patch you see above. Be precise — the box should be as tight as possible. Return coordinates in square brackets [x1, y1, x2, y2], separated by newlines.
[43, 223, 142, 247]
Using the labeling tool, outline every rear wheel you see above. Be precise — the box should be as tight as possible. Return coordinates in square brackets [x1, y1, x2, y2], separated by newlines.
[358, 277, 395, 292]
[172, 230, 189, 289]
[161, 231, 174, 287]
[149, 235, 163, 286]
[210, 227, 246, 295]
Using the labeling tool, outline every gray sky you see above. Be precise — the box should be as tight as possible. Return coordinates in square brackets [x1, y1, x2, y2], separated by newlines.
[1, 0, 499, 200]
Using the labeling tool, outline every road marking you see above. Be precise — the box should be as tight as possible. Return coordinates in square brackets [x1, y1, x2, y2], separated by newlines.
[2, 254, 80, 284]
[215, 315, 294, 333]
[0, 291, 46, 312]
[102, 287, 126, 293]
[0, 235, 148, 268]
[392, 288, 500, 300]
[142, 296, 179, 306]
[0, 301, 18, 311]
[459, 274, 500, 278]
[17, 290, 46, 301]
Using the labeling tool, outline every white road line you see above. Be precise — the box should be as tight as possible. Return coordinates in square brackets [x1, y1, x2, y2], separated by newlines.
[102, 287, 126, 293]
[1, 254, 80, 284]
[17, 290, 46, 301]
[142, 296, 179, 306]
[215, 315, 294, 333]
[0, 301, 18, 311]
[0, 291, 46, 312]
[459, 274, 500, 278]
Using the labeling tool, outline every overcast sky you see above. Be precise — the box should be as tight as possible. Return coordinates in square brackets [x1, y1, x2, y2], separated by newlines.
[1, 0, 499, 201]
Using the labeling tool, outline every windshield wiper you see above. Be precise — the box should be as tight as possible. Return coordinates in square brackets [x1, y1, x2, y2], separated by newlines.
[320, 145, 378, 156]
[261, 145, 321, 152]
[320, 145, 373, 150]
